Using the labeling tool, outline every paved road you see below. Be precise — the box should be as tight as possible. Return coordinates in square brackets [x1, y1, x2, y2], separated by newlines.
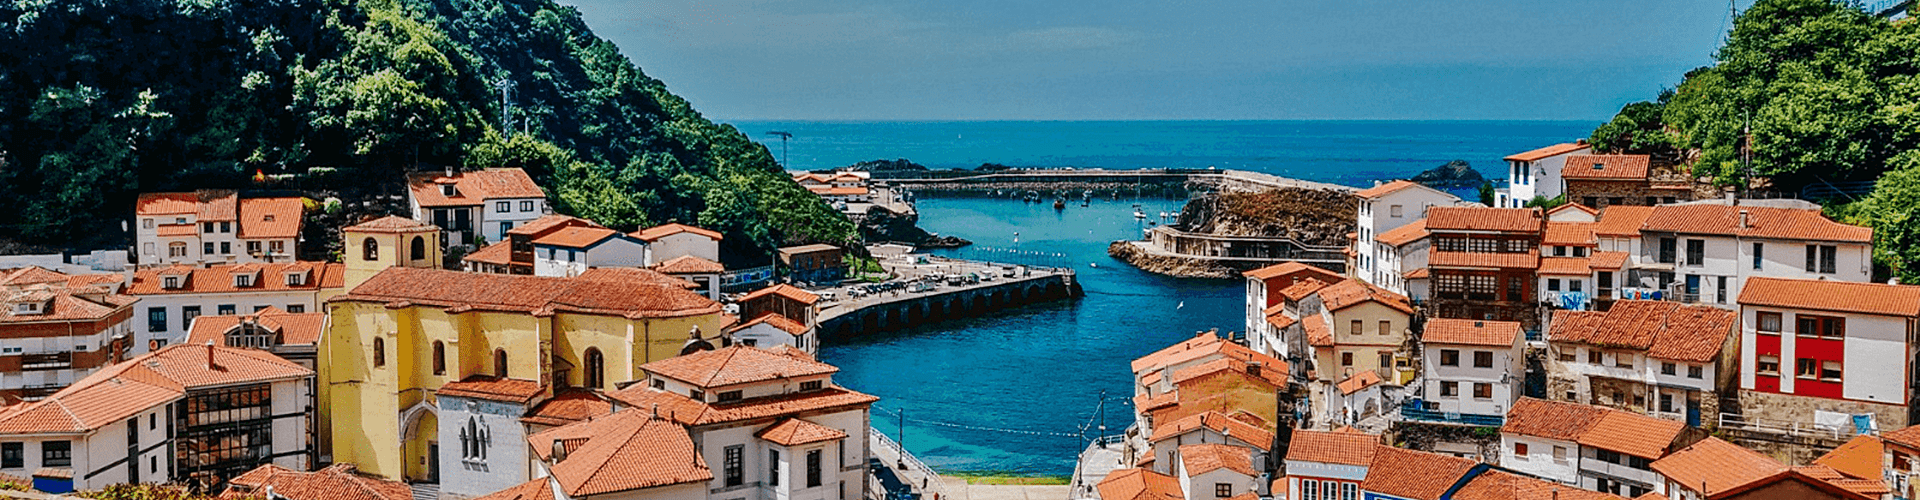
[815, 256, 1058, 323]
[939, 477, 1071, 500]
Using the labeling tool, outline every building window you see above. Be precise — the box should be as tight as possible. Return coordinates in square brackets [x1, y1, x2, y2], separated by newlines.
[770, 450, 780, 486]
[1378, 351, 1392, 370]
[724, 445, 744, 486]
[0, 443, 19, 468]
[204, 242, 215, 256]
[1342, 482, 1357, 500]
[148, 307, 168, 333]
[1661, 362, 1676, 376]
[1685, 239, 1705, 267]
[169, 242, 188, 257]
[459, 417, 489, 460]
[1797, 314, 1845, 339]
[1657, 238, 1676, 264]
[285, 273, 305, 286]
[1440, 350, 1459, 366]
[801, 380, 824, 391]
[373, 337, 385, 367]
[1614, 355, 1632, 369]
[1660, 393, 1674, 412]
[718, 390, 743, 402]
[1548, 279, 1560, 292]
[1557, 349, 1575, 362]
[1758, 312, 1782, 333]
[1796, 358, 1818, 379]
[1473, 351, 1493, 368]
[1514, 442, 1528, 457]
[1753, 243, 1764, 270]
[1821, 361, 1843, 382]
[807, 449, 822, 488]
[651, 379, 665, 390]
[269, 240, 285, 255]
[411, 236, 427, 261]
[1688, 365, 1703, 379]
[221, 242, 231, 255]
[1553, 445, 1568, 463]
[1440, 381, 1459, 397]
[246, 241, 262, 256]
[1473, 383, 1492, 399]
[1806, 244, 1838, 273]
[234, 273, 253, 287]
[1341, 352, 1353, 366]
[432, 342, 446, 376]
[1757, 355, 1780, 376]
[1215, 483, 1233, 498]
[583, 348, 604, 389]
[363, 237, 379, 260]
[1349, 320, 1361, 335]
[521, 201, 534, 212]
[1587, 350, 1601, 364]
[287, 304, 303, 313]
[1378, 320, 1391, 336]
[218, 304, 236, 315]
[500, 221, 512, 236]
[690, 389, 704, 400]
[495, 201, 510, 213]
[1303, 480, 1319, 500]
[494, 349, 509, 377]
[42, 441, 70, 467]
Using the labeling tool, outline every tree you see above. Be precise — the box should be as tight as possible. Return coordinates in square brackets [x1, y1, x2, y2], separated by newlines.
[1477, 181, 1496, 206]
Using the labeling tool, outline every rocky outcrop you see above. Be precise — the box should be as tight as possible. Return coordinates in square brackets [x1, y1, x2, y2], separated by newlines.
[1408, 160, 1485, 188]
[859, 205, 971, 249]
[1107, 241, 1241, 279]
[1176, 188, 1356, 245]
[846, 158, 930, 172]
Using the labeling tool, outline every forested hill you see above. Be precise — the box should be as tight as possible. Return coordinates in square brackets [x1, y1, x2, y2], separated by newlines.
[1586, 0, 1920, 281]
[0, 0, 853, 264]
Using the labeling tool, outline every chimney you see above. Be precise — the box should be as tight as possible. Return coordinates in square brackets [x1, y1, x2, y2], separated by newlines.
[122, 264, 134, 289]
[1739, 209, 1750, 229]
[1247, 361, 1262, 377]
[550, 439, 567, 462]
[205, 341, 219, 370]
[1474, 321, 1484, 328]
[445, 166, 454, 178]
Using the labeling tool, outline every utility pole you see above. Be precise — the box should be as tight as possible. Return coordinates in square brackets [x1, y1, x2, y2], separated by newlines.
[494, 76, 516, 137]
[766, 131, 793, 167]
[1097, 389, 1107, 448]
[897, 407, 907, 470]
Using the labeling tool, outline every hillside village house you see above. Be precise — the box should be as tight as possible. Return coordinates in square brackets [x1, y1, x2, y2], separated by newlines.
[794, 171, 874, 205]
[529, 227, 651, 278]
[1630, 202, 1872, 308]
[726, 312, 815, 354]
[656, 255, 727, 301]
[1146, 412, 1273, 481]
[319, 264, 730, 482]
[1545, 300, 1737, 426]
[1241, 261, 1343, 357]
[0, 343, 313, 493]
[633, 223, 725, 264]
[1409, 318, 1523, 427]
[185, 306, 325, 370]
[1830, 427, 1920, 500]
[1424, 207, 1546, 332]
[134, 190, 305, 267]
[462, 215, 605, 275]
[1499, 398, 1699, 498]
[1351, 181, 1458, 292]
[1498, 141, 1591, 208]
[1561, 155, 1691, 209]
[127, 261, 345, 352]
[1736, 277, 1920, 429]
[1128, 332, 1289, 468]
[779, 244, 845, 285]
[407, 168, 549, 247]
[1094, 468, 1186, 500]
[1370, 220, 1429, 300]
[1285, 280, 1415, 426]
[0, 268, 135, 401]
[1280, 428, 1377, 500]
[220, 463, 412, 500]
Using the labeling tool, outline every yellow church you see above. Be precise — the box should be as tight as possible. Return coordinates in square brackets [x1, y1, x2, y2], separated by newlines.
[319, 216, 730, 482]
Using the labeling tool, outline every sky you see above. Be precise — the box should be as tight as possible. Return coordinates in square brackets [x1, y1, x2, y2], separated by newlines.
[560, 0, 1750, 121]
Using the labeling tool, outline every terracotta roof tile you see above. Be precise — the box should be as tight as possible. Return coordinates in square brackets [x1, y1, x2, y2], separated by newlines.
[655, 255, 725, 274]
[1148, 411, 1273, 450]
[532, 227, 621, 248]
[1424, 318, 1521, 347]
[740, 284, 820, 306]
[1430, 250, 1539, 269]
[220, 463, 411, 500]
[1453, 469, 1628, 500]
[1179, 443, 1257, 476]
[755, 418, 848, 446]
[462, 241, 514, 266]
[345, 215, 435, 233]
[470, 479, 553, 500]
[729, 312, 809, 336]
[196, 190, 239, 220]
[1642, 205, 1870, 243]
[1793, 466, 1891, 498]
[574, 267, 698, 289]
[1561, 154, 1651, 180]
[633, 223, 724, 242]
[1651, 437, 1785, 496]
[1264, 312, 1295, 330]
[1501, 398, 1608, 442]
[1169, 356, 1287, 389]
[1356, 180, 1424, 199]
[408, 169, 545, 207]
[1427, 207, 1543, 233]
[1589, 251, 1628, 270]
[1337, 370, 1383, 395]
[1544, 222, 1597, 247]
[1133, 392, 1177, 413]
[129, 261, 343, 296]
[1095, 469, 1182, 500]
[1376, 219, 1430, 247]
[778, 244, 840, 255]
[1538, 257, 1593, 276]
[1, 267, 73, 287]
[1592, 206, 1654, 237]
[1632, 494, 1668, 500]
[186, 308, 326, 346]
[1, 287, 136, 324]
[606, 384, 876, 426]
[135, 192, 200, 215]
[0, 344, 310, 434]
[1578, 410, 1686, 459]
[1305, 317, 1333, 347]
[1549, 300, 1734, 363]
[1740, 277, 1920, 317]
[1815, 435, 1886, 481]
[1316, 279, 1415, 315]
[1361, 447, 1479, 500]
[156, 224, 197, 237]
[522, 389, 613, 427]
[807, 186, 870, 196]
[438, 376, 545, 404]
[1243, 261, 1344, 282]
[1404, 268, 1430, 279]
[1279, 278, 1337, 302]
[1505, 142, 1590, 162]
[1548, 203, 1600, 218]
[1131, 333, 1288, 375]
[334, 268, 721, 319]
[1883, 424, 1920, 450]
[643, 345, 837, 389]
[530, 409, 711, 496]
[1284, 428, 1378, 466]
[509, 215, 602, 237]
[236, 198, 304, 239]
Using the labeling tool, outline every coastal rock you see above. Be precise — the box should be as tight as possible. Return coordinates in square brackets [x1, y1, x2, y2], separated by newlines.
[1176, 189, 1356, 245]
[1107, 241, 1241, 279]
[1408, 160, 1485, 188]
[858, 204, 972, 248]
[846, 158, 929, 172]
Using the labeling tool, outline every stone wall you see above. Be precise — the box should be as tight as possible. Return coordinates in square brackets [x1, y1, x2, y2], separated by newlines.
[1733, 389, 1912, 429]
[1566, 179, 1694, 208]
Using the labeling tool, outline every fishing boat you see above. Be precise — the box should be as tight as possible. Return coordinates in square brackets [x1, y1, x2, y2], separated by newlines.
[1053, 198, 1066, 210]
[1132, 204, 1146, 219]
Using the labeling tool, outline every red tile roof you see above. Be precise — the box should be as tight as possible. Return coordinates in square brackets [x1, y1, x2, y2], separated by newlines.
[128, 262, 340, 296]
[1169, 356, 1287, 389]
[1547, 300, 1735, 363]
[1356, 180, 1424, 199]
[1179, 443, 1257, 476]
[1715, 468, 1880, 500]
[438, 376, 545, 404]
[574, 267, 699, 290]
[462, 241, 514, 265]
[1430, 250, 1539, 269]
[155, 224, 198, 237]
[136, 192, 201, 215]
[334, 267, 722, 319]
[1427, 207, 1543, 233]
[633, 223, 724, 242]
[1316, 279, 1415, 315]
[1561, 154, 1651, 180]
[470, 479, 553, 500]
[1376, 219, 1430, 247]
[755, 418, 848, 446]
[807, 186, 871, 196]
[1148, 411, 1273, 450]
[509, 215, 603, 237]
[1452, 469, 1628, 500]
[1794, 466, 1892, 498]
[1424, 318, 1521, 347]
[221, 464, 411, 500]
[1130, 333, 1287, 375]
[0, 344, 310, 435]
[1815, 435, 1885, 481]
[1589, 251, 1628, 270]
[655, 255, 725, 274]
[1279, 278, 1337, 302]
[1537, 257, 1593, 276]
[1651, 437, 1785, 496]
[1501, 398, 1609, 442]
[1304, 316, 1333, 347]
[1740, 277, 1920, 317]
[408, 169, 546, 207]
[1337, 370, 1384, 395]
[185, 307, 326, 346]
[236, 197, 305, 239]
[529, 409, 712, 496]
[1578, 410, 1687, 459]
[1548, 203, 1600, 218]
[1096, 469, 1183, 500]
[1592, 206, 1654, 237]
[1264, 313, 1295, 330]
[1284, 427, 1378, 466]
[642, 345, 837, 389]
[1641, 205, 1871, 243]
[1505, 142, 1590, 162]
[522, 389, 613, 427]
[1544, 222, 1597, 247]
[1, 286, 136, 324]
[532, 227, 620, 248]
[606, 384, 876, 426]
[1883, 424, 1920, 450]
[346, 215, 436, 233]
[1243, 261, 1344, 282]
[739, 284, 820, 306]
[1361, 447, 1479, 500]
[729, 312, 809, 336]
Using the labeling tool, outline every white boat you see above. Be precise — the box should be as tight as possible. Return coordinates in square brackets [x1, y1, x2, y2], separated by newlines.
[1133, 208, 1146, 219]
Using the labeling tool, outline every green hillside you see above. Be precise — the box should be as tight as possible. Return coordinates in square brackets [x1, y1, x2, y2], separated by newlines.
[0, 0, 853, 265]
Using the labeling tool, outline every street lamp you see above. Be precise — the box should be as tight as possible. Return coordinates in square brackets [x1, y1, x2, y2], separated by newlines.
[765, 131, 793, 167]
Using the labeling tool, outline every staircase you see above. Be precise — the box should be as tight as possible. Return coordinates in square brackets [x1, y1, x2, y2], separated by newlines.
[409, 483, 439, 500]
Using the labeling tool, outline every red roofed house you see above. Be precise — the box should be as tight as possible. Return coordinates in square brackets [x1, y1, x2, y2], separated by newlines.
[1650, 436, 1788, 500]
[530, 226, 651, 278]
[0, 343, 314, 492]
[1372, 219, 1432, 301]
[185, 306, 325, 370]
[1242, 261, 1344, 357]
[793, 171, 874, 205]
[220, 463, 411, 500]
[1354, 180, 1460, 297]
[1870, 428, 1920, 500]
[463, 215, 605, 275]
[135, 190, 306, 267]
[1174, 443, 1263, 500]
[1501, 141, 1592, 209]
[1281, 428, 1379, 500]
[128, 261, 346, 354]
[633, 223, 724, 265]
[1259, 279, 1415, 428]
[727, 312, 818, 355]
[1097, 468, 1185, 500]
[0, 268, 136, 402]
[1129, 333, 1289, 471]
[1410, 318, 1524, 427]
[1146, 411, 1275, 480]
[1544, 300, 1738, 427]
[407, 168, 549, 247]
[1561, 154, 1692, 210]
[1736, 277, 1920, 430]
[1632, 203, 1872, 309]
[1425, 206, 1547, 332]
[1499, 398, 1701, 498]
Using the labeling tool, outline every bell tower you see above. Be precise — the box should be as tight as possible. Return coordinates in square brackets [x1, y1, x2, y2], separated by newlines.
[342, 215, 443, 290]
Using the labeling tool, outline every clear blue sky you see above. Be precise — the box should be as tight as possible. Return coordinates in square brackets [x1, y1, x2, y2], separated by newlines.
[561, 0, 1750, 121]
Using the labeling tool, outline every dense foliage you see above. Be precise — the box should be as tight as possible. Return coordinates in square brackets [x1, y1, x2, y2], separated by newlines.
[0, 0, 853, 263]
[1591, 0, 1920, 281]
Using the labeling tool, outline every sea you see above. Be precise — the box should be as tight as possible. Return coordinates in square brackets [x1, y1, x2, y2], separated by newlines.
[723, 120, 1599, 476]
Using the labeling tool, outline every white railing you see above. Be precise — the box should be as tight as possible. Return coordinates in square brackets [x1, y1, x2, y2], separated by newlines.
[1718, 413, 1870, 440]
[870, 427, 948, 498]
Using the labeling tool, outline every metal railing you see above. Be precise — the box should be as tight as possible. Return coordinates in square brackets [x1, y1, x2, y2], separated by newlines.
[1717, 413, 1872, 440]
[1398, 401, 1505, 427]
[869, 427, 947, 499]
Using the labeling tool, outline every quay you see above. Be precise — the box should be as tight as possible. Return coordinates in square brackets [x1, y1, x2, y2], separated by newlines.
[814, 254, 1082, 339]
[880, 168, 1354, 194]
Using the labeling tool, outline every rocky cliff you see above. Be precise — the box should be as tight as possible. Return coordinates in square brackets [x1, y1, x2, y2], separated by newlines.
[858, 205, 970, 249]
[1408, 160, 1486, 188]
[1110, 187, 1357, 278]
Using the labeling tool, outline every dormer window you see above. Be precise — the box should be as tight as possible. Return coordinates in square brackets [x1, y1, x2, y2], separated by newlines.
[285, 273, 305, 286]
[800, 380, 823, 392]
[163, 277, 181, 289]
[441, 184, 457, 197]
[233, 274, 254, 288]
[717, 390, 742, 402]
[11, 302, 41, 316]
[1591, 163, 1604, 170]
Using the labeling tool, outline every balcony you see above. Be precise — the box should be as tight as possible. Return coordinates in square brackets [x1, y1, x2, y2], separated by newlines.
[1399, 400, 1505, 427]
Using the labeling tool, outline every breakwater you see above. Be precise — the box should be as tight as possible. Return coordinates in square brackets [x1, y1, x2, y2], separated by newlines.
[816, 258, 1081, 339]
[882, 169, 1355, 197]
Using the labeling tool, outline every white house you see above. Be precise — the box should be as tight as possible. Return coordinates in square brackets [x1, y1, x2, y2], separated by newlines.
[408, 168, 549, 247]
[727, 313, 817, 355]
[134, 190, 305, 267]
[1146, 411, 1272, 478]
[1736, 277, 1920, 429]
[0, 269, 137, 402]
[1499, 141, 1591, 208]
[0, 344, 312, 493]
[654, 255, 726, 301]
[1370, 220, 1428, 299]
[1352, 181, 1458, 291]
[125, 261, 346, 352]
[1240, 262, 1343, 358]
[1174, 444, 1261, 500]
[1280, 428, 1376, 500]
[1632, 203, 1873, 308]
[1414, 319, 1523, 426]
[1544, 300, 1736, 426]
[633, 223, 724, 265]
[434, 376, 547, 500]
[1499, 397, 1692, 498]
[530, 227, 651, 278]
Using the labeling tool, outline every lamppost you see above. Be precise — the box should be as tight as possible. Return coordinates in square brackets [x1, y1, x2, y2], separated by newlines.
[766, 131, 793, 167]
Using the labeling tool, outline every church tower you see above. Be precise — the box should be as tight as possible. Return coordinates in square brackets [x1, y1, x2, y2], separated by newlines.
[342, 215, 442, 290]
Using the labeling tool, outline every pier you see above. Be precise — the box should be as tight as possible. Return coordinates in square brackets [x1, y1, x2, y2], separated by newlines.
[815, 255, 1081, 339]
[879, 168, 1355, 195]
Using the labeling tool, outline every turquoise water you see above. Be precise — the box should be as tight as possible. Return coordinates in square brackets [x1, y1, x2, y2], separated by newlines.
[747, 120, 1599, 475]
